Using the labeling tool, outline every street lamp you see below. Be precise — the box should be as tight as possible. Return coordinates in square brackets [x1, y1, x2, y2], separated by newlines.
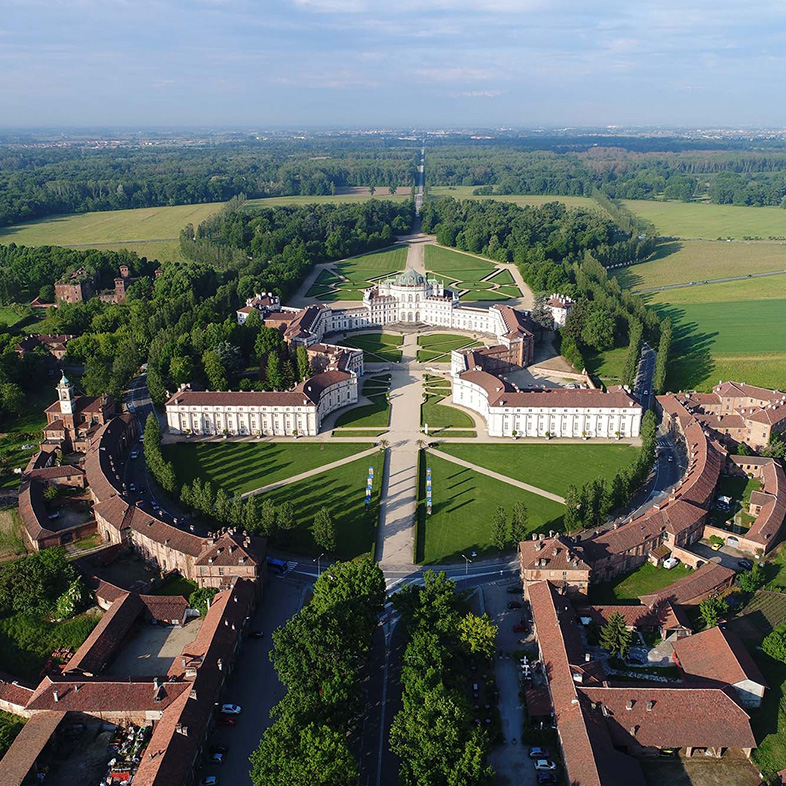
[314, 552, 325, 578]
[461, 553, 472, 576]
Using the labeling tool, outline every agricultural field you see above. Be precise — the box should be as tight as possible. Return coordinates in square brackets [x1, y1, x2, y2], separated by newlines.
[306, 246, 408, 301]
[587, 562, 694, 604]
[416, 453, 564, 564]
[162, 441, 368, 497]
[255, 452, 384, 560]
[437, 443, 639, 497]
[614, 241, 786, 292]
[416, 333, 481, 363]
[424, 245, 520, 302]
[429, 187, 603, 212]
[621, 199, 786, 240]
[338, 332, 403, 363]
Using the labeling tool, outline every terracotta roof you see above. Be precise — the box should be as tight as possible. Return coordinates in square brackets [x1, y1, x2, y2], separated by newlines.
[139, 594, 189, 623]
[194, 531, 263, 567]
[0, 672, 35, 708]
[674, 626, 767, 688]
[580, 686, 756, 751]
[0, 710, 65, 786]
[127, 505, 206, 558]
[18, 479, 55, 543]
[714, 381, 784, 402]
[520, 536, 591, 572]
[577, 605, 659, 630]
[28, 465, 84, 480]
[639, 563, 735, 608]
[525, 687, 552, 717]
[490, 387, 640, 411]
[65, 593, 143, 676]
[26, 675, 190, 713]
[84, 414, 135, 502]
[746, 460, 786, 547]
[458, 369, 513, 396]
[95, 579, 128, 606]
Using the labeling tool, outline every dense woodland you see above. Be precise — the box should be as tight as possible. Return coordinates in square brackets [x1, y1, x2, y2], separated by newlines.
[0, 141, 417, 226]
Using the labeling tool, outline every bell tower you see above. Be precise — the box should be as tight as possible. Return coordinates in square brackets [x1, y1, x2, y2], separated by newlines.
[57, 372, 75, 416]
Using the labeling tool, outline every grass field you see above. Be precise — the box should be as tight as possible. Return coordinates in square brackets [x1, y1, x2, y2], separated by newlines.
[0, 509, 25, 563]
[257, 452, 383, 560]
[338, 332, 403, 363]
[0, 709, 24, 758]
[587, 562, 694, 604]
[417, 453, 564, 564]
[584, 346, 629, 382]
[421, 395, 475, 430]
[163, 441, 368, 496]
[614, 241, 786, 292]
[246, 193, 411, 208]
[429, 187, 602, 212]
[437, 443, 638, 497]
[622, 200, 786, 240]
[151, 575, 198, 598]
[416, 333, 480, 362]
[424, 245, 519, 301]
[310, 247, 409, 301]
[333, 396, 390, 428]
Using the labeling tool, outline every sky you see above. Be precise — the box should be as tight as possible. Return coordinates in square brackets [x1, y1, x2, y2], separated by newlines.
[2, 0, 786, 128]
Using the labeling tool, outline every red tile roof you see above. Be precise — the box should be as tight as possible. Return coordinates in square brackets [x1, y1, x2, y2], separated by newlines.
[576, 605, 659, 630]
[746, 460, 786, 548]
[139, 594, 189, 623]
[0, 710, 65, 786]
[490, 387, 640, 411]
[193, 531, 263, 567]
[674, 626, 767, 688]
[520, 536, 591, 573]
[639, 563, 735, 608]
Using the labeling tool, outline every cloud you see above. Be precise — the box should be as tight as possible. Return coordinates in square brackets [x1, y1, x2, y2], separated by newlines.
[453, 90, 503, 98]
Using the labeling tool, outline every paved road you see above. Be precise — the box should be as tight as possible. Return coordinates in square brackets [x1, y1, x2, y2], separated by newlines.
[636, 267, 786, 295]
[415, 146, 425, 215]
[634, 341, 656, 410]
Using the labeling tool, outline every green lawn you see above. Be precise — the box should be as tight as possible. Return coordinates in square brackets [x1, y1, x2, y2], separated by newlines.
[417, 453, 564, 564]
[151, 574, 197, 598]
[163, 441, 369, 496]
[621, 200, 786, 240]
[429, 187, 603, 213]
[338, 332, 403, 363]
[421, 395, 475, 430]
[257, 453, 384, 560]
[331, 430, 387, 438]
[587, 562, 694, 604]
[459, 290, 510, 302]
[488, 268, 515, 285]
[416, 333, 480, 362]
[437, 443, 639, 497]
[0, 709, 24, 758]
[424, 245, 496, 277]
[614, 241, 786, 292]
[333, 395, 390, 428]
[0, 610, 100, 682]
[583, 346, 629, 382]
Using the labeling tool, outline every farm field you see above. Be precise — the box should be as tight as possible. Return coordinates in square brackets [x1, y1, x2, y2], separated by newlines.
[307, 246, 408, 301]
[338, 332, 403, 363]
[437, 443, 639, 497]
[255, 452, 384, 560]
[417, 453, 564, 563]
[614, 241, 786, 292]
[621, 199, 786, 240]
[429, 187, 602, 212]
[162, 441, 368, 497]
[587, 562, 693, 604]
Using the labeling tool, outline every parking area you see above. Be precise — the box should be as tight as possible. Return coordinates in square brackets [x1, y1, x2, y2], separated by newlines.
[107, 618, 203, 677]
[194, 576, 306, 785]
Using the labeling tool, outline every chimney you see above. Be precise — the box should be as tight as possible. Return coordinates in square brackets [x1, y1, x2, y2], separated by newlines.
[630, 725, 638, 736]
[190, 688, 197, 700]
[53, 690, 59, 703]
[217, 658, 223, 672]
[585, 652, 591, 663]
[153, 677, 160, 690]
[176, 723, 188, 737]
[646, 701, 655, 712]
[626, 699, 635, 711]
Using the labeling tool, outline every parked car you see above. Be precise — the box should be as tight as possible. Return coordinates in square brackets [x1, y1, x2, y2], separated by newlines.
[199, 778, 218, 786]
[129, 482, 136, 492]
[139, 434, 145, 443]
[663, 556, 680, 570]
[250, 630, 265, 639]
[537, 774, 558, 785]
[130, 450, 139, 459]
[220, 704, 242, 715]
[529, 749, 551, 762]
[209, 752, 225, 764]
[217, 716, 236, 727]
[507, 584, 523, 594]
[533, 759, 558, 771]
[711, 541, 722, 551]
[667, 455, 674, 463]
[507, 601, 522, 610]
[738, 559, 753, 571]
[659, 748, 677, 758]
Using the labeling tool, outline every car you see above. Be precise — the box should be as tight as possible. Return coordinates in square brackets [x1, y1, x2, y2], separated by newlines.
[519, 656, 528, 668]
[209, 752, 225, 764]
[507, 584, 523, 594]
[659, 748, 678, 758]
[667, 455, 674, 462]
[528, 746, 550, 760]
[738, 559, 753, 571]
[663, 556, 680, 570]
[513, 623, 528, 633]
[711, 541, 722, 551]
[533, 760, 558, 771]
[220, 703, 242, 715]
[200, 777, 218, 786]
[139, 434, 145, 443]
[537, 774, 558, 785]
[128, 404, 136, 413]
[250, 630, 265, 639]
[129, 482, 136, 492]
[210, 745, 228, 755]
[507, 601, 522, 610]
[217, 715, 236, 727]
[130, 450, 139, 459]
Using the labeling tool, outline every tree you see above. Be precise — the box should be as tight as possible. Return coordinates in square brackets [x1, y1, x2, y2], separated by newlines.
[215, 487, 231, 523]
[278, 501, 297, 532]
[737, 564, 765, 593]
[296, 345, 312, 381]
[699, 596, 729, 628]
[509, 501, 529, 545]
[762, 626, 786, 663]
[530, 294, 554, 332]
[313, 507, 336, 552]
[491, 506, 508, 550]
[189, 586, 219, 616]
[457, 613, 497, 660]
[563, 484, 582, 532]
[736, 443, 753, 457]
[259, 498, 277, 536]
[581, 306, 615, 351]
[169, 355, 194, 386]
[599, 611, 634, 658]
[761, 433, 786, 460]
[203, 349, 228, 390]
[265, 351, 284, 390]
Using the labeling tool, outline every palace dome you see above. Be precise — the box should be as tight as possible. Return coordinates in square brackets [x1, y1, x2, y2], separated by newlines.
[394, 268, 425, 287]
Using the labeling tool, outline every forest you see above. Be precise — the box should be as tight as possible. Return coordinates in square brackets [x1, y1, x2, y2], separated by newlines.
[0, 140, 418, 226]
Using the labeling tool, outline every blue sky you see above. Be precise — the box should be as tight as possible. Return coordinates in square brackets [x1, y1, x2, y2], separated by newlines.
[2, 0, 786, 128]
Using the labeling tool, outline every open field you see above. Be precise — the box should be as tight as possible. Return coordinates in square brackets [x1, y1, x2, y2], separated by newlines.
[338, 332, 403, 363]
[587, 562, 694, 604]
[646, 272, 786, 305]
[437, 443, 639, 497]
[622, 199, 786, 240]
[162, 441, 368, 496]
[429, 187, 602, 212]
[416, 453, 564, 564]
[614, 241, 786, 292]
[257, 452, 383, 560]
[150, 574, 198, 598]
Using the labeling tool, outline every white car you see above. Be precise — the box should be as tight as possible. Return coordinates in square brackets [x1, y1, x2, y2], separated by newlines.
[220, 704, 242, 715]
[130, 450, 139, 459]
[534, 760, 558, 771]
[663, 556, 680, 570]
[199, 778, 218, 786]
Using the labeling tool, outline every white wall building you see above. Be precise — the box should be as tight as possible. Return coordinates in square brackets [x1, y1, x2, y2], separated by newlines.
[548, 293, 575, 328]
[165, 370, 357, 437]
[453, 370, 642, 438]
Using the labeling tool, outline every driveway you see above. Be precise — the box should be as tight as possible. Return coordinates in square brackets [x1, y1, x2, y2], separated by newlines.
[483, 581, 538, 786]
[194, 576, 306, 785]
